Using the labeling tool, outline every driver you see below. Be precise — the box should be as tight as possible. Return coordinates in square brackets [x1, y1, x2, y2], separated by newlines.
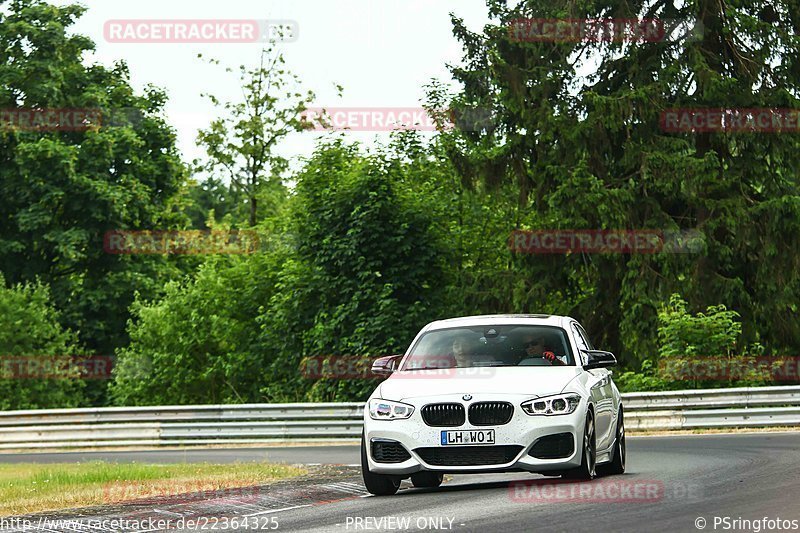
[452, 337, 474, 367]
[522, 334, 566, 366]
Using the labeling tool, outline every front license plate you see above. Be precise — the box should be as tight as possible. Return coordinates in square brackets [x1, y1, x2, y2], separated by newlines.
[440, 429, 495, 446]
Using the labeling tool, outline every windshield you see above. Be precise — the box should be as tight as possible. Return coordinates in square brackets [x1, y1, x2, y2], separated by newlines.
[400, 325, 575, 369]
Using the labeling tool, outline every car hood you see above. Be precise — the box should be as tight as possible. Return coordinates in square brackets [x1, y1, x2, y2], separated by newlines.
[377, 366, 582, 402]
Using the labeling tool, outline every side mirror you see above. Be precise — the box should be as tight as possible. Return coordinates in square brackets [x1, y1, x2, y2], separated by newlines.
[582, 350, 617, 370]
[372, 355, 402, 376]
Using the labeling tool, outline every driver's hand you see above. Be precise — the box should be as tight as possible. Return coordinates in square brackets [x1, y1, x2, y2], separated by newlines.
[543, 351, 565, 365]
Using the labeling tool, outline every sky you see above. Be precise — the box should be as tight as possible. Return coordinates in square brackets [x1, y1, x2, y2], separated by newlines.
[58, 0, 493, 172]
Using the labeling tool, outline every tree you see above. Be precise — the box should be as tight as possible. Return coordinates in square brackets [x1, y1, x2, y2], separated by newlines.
[0, 275, 86, 409]
[438, 0, 800, 364]
[580, 0, 800, 362]
[196, 45, 315, 227]
[112, 139, 453, 404]
[110, 253, 286, 405]
[0, 0, 189, 380]
[185, 176, 244, 229]
[256, 139, 452, 402]
[657, 294, 742, 359]
[615, 294, 778, 391]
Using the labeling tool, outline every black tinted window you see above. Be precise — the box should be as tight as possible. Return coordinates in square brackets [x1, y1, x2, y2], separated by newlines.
[402, 325, 575, 369]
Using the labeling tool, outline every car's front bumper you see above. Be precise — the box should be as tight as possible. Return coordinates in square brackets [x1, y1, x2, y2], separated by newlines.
[363, 393, 587, 475]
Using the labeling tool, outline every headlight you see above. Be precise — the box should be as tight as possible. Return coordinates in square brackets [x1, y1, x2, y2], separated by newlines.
[521, 394, 581, 416]
[368, 399, 415, 420]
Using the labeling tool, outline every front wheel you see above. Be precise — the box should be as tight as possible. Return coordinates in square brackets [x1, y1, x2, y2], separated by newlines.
[597, 408, 626, 476]
[361, 433, 400, 496]
[563, 411, 596, 480]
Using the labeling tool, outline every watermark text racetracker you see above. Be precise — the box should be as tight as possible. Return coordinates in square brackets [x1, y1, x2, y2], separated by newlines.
[0, 108, 143, 131]
[508, 18, 665, 42]
[103, 482, 268, 506]
[301, 355, 496, 380]
[0, 355, 113, 380]
[661, 108, 800, 133]
[300, 106, 494, 132]
[659, 356, 800, 382]
[104, 230, 260, 255]
[508, 229, 704, 254]
[104, 19, 298, 43]
[509, 479, 701, 503]
[507, 17, 702, 43]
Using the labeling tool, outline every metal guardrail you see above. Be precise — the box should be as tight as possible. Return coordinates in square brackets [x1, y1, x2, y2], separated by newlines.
[0, 386, 798, 450]
[622, 385, 800, 410]
[622, 385, 800, 431]
[0, 404, 365, 449]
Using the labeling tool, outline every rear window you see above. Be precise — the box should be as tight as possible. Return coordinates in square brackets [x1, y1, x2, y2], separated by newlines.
[401, 325, 575, 369]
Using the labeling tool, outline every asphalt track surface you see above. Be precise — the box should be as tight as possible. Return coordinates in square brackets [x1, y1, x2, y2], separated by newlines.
[2, 432, 800, 533]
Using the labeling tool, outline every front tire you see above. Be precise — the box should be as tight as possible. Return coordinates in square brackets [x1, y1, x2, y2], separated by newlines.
[411, 471, 443, 488]
[563, 411, 596, 480]
[361, 433, 400, 496]
[597, 408, 626, 476]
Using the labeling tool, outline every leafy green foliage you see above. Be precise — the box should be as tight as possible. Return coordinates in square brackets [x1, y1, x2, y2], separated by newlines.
[110, 253, 285, 405]
[0, 275, 86, 409]
[257, 140, 451, 402]
[615, 295, 783, 391]
[657, 294, 742, 358]
[613, 360, 673, 393]
[6, 0, 800, 407]
[0, 0, 189, 376]
[112, 140, 451, 404]
[437, 0, 800, 367]
[196, 47, 315, 227]
[185, 177, 245, 229]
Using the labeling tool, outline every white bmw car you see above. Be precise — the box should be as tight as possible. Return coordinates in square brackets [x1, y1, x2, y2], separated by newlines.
[361, 314, 625, 495]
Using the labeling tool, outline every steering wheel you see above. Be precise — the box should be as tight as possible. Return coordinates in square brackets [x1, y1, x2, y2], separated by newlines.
[521, 351, 565, 365]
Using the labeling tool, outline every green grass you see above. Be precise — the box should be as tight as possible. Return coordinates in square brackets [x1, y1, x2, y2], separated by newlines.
[0, 461, 306, 516]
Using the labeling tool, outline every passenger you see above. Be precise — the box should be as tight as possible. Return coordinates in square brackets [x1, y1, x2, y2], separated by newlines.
[452, 337, 474, 367]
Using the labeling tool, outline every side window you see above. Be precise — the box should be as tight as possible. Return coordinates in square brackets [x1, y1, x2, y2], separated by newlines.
[576, 324, 595, 350]
[571, 323, 591, 365]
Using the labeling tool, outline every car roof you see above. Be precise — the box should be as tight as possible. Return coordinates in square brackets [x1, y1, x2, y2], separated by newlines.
[423, 314, 576, 332]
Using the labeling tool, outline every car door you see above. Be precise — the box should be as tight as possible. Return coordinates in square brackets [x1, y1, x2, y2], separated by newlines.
[572, 322, 615, 451]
